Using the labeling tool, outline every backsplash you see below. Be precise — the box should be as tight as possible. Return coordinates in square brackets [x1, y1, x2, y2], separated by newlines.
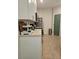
[18, 19, 43, 35]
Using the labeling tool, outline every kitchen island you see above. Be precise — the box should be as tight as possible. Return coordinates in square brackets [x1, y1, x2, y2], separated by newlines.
[18, 29, 42, 59]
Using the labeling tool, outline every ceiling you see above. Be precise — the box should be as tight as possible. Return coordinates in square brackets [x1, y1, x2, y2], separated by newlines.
[37, 0, 61, 8]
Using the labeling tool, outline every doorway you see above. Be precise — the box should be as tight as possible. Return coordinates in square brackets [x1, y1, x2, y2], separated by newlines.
[54, 14, 61, 36]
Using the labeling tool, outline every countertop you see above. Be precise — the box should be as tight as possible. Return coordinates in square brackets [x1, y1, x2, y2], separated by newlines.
[19, 29, 42, 37]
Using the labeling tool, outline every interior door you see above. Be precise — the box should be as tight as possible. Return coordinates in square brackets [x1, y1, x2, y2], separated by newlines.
[54, 14, 61, 36]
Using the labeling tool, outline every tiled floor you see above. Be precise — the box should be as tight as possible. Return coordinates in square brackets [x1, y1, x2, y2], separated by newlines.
[43, 35, 61, 59]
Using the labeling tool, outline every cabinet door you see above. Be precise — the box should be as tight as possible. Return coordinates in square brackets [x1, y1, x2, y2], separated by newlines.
[18, 0, 37, 20]
[18, 0, 28, 19]
[18, 36, 42, 59]
[28, 2, 37, 20]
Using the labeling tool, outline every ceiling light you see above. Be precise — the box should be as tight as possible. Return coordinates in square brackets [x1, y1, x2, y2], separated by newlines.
[34, 0, 37, 4]
[29, 0, 32, 3]
[40, 0, 43, 3]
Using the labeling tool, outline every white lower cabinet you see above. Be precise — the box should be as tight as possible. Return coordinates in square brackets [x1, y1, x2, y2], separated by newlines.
[18, 36, 42, 59]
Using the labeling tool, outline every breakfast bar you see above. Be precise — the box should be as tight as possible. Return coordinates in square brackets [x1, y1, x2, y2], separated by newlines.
[18, 29, 42, 59]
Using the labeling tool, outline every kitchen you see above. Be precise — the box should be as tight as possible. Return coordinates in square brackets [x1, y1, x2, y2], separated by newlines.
[18, 0, 61, 59]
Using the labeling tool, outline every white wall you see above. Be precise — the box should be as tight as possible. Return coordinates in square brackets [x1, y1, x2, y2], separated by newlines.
[37, 8, 52, 35]
[37, 6, 61, 35]
[53, 6, 61, 15]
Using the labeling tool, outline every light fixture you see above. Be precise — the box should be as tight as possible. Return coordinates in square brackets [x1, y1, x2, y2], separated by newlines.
[29, 0, 32, 3]
[40, 0, 43, 3]
[29, 0, 37, 4]
[34, 0, 37, 4]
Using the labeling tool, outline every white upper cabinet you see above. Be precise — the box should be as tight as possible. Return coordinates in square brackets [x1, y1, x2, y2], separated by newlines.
[18, 0, 28, 19]
[19, 0, 37, 21]
[28, 0, 37, 21]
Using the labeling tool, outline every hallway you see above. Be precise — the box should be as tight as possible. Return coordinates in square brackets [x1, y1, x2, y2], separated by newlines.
[43, 35, 61, 59]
